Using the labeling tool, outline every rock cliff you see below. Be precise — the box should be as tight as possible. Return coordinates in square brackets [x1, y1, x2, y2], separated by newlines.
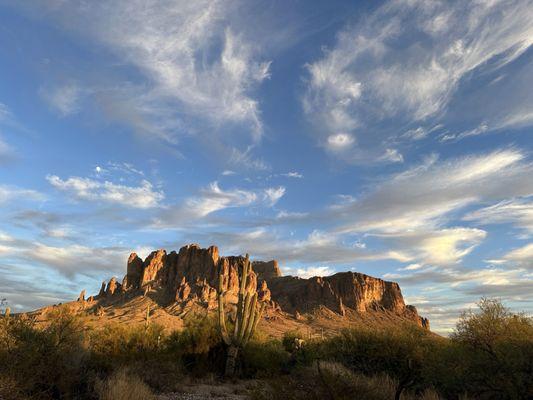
[95, 244, 429, 329]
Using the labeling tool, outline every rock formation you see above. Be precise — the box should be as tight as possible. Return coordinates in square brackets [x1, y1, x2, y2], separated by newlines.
[92, 244, 429, 329]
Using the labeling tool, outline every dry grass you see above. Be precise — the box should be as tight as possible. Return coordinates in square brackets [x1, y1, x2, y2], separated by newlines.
[96, 369, 156, 400]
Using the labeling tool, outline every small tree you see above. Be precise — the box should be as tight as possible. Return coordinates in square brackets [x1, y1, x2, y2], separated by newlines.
[217, 254, 266, 377]
[451, 298, 533, 398]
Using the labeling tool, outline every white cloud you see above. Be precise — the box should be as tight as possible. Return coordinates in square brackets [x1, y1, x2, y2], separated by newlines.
[46, 175, 164, 209]
[295, 266, 335, 279]
[185, 182, 258, 218]
[303, 0, 533, 160]
[400, 263, 423, 271]
[156, 182, 285, 226]
[282, 171, 303, 179]
[0, 185, 44, 205]
[276, 210, 308, 219]
[335, 149, 532, 234]
[191, 228, 410, 268]
[464, 198, 533, 234]
[489, 243, 533, 270]
[326, 133, 355, 152]
[40, 83, 82, 116]
[264, 186, 285, 206]
[34, 1, 270, 142]
[383, 228, 487, 266]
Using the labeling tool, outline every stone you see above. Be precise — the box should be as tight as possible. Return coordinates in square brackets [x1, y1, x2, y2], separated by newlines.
[98, 281, 106, 297]
[93, 243, 429, 329]
[258, 280, 271, 302]
[106, 277, 118, 296]
[141, 249, 167, 286]
[77, 289, 86, 302]
[253, 260, 282, 280]
[125, 253, 144, 289]
[175, 277, 191, 301]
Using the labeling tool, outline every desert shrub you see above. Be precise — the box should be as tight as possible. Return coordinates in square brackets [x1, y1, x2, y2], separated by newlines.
[241, 339, 289, 377]
[298, 323, 437, 397]
[0, 375, 24, 400]
[0, 308, 87, 399]
[165, 314, 224, 376]
[449, 298, 533, 399]
[95, 368, 156, 400]
[88, 322, 165, 372]
[250, 361, 436, 400]
[282, 330, 306, 352]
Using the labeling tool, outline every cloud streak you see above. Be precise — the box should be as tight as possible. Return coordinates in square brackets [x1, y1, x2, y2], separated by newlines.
[47, 175, 164, 209]
[303, 0, 533, 161]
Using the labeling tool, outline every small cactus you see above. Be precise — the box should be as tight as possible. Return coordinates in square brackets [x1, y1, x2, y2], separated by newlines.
[4, 307, 10, 318]
[218, 253, 266, 377]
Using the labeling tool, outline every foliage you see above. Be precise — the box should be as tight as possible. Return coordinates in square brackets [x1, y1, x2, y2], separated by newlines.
[95, 368, 156, 400]
[0, 298, 530, 399]
[241, 339, 289, 377]
[449, 298, 533, 399]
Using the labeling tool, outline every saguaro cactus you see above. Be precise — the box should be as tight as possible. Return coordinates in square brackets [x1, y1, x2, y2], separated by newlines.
[218, 254, 266, 377]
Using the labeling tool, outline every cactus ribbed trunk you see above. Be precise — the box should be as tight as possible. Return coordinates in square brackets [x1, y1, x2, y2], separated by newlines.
[225, 345, 239, 377]
[217, 253, 266, 378]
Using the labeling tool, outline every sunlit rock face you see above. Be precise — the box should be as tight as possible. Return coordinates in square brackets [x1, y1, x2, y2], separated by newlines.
[266, 271, 429, 328]
[102, 244, 429, 328]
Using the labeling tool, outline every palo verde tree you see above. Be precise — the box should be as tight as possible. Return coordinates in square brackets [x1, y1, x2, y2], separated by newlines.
[217, 253, 266, 377]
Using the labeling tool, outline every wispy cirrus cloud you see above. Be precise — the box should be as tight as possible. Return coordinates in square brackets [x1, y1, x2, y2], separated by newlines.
[155, 182, 286, 227]
[303, 0, 533, 161]
[332, 150, 530, 234]
[488, 243, 533, 270]
[27, 1, 271, 145]
[40, 82, 83, 117]
[0, 185, 44, 205]
[464, 198, 533, 235]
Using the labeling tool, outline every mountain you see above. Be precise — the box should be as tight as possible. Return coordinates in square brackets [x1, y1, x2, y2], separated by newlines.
[31, 244, 429, 336]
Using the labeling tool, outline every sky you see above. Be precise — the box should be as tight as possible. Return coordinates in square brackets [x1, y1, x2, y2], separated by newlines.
[0, 0, 532, 335]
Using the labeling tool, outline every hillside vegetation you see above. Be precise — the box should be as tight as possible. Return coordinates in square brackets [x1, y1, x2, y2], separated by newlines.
[0, 299, 531, 400]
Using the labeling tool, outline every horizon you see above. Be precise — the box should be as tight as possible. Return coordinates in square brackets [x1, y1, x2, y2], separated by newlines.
[0, 0, 532, 336]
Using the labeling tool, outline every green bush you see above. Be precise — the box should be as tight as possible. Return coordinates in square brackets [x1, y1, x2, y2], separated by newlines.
[0, 307, 87, 399]
[0, 298, 530, 399]
[164, 314, 224, 376]
[241, 339, 289, 377]
[449, 298, 533, 399]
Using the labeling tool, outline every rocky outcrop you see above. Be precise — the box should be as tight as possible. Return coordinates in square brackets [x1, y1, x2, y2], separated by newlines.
[265, 271, 426, 327]
[95, 244, 429, 329]
[125, 253, 143, 289]
[141, 249, 167, 286]
[106, 277, 120, 296]
[253, 260, 282, 280]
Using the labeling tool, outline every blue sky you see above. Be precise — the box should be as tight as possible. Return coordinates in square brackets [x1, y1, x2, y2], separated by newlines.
[0, 0, 532, 334]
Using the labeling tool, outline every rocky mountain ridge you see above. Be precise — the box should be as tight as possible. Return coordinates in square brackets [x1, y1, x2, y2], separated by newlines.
[88, 244, 429, 330]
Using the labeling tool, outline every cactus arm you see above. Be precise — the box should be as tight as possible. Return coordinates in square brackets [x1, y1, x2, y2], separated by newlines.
[247, 301, 266, 342]
[233, 254, 250, 338]
[237, 292, 253, 344]
[218, 272, 232, 345]
[242, 293, 258, 344]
